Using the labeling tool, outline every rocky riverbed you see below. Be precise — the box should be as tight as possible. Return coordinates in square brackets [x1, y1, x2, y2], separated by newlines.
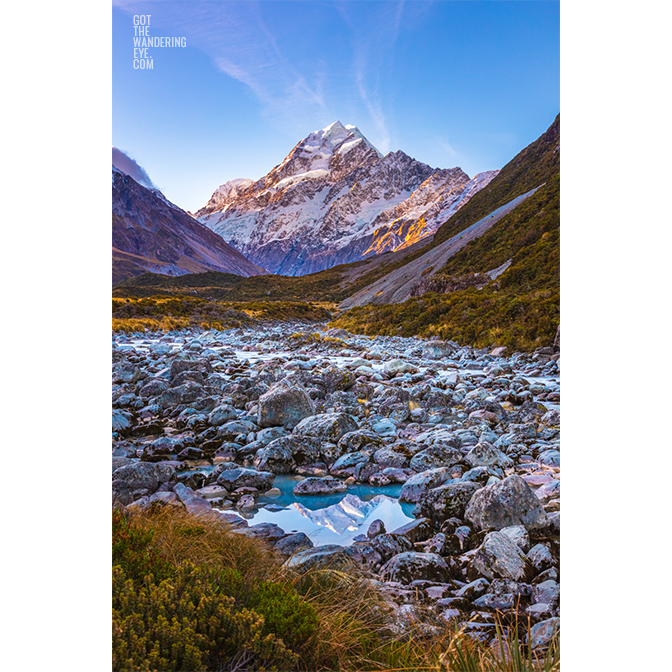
[112, 322, 560, 649]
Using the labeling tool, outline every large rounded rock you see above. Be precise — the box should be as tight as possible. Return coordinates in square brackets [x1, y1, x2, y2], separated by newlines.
[529, 617, 560, 649]
[379, 552, 450, 584]
[173, 483, 212, 514]
[339, 430, 385, 455]
[419, 481, 481, 526]
[465, 442, 514, 469]
[138, 378, 169, 398]
[330, 451, 371, 477]
[399, 468, 454, 503]
[409, 444, 462, 472]
[216, 467, 275, 492]
[112, 461, 171, 494]
[159, 381, 204, 408]
[371, 533, 414, 561]
[208, 404, 238, 426]
[383, 360, 418, 376]
[255, 435, 323, 474]
[273, 532, 314, 557]
[390, 518, 433, 544]
[294, 412, 359, 444]
[422, 340, 456, 359]
[112, 409, 133, 435]
[468, 531, 534, 582]
[258, 377, 314, 428]
[293, 477, 347, 496]
[465, 474, 549, 531]
[170, 358, 213, 379]
[283, 545, 346, 571]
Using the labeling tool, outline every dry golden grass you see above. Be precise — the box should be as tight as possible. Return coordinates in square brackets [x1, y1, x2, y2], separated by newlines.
[117, 508, 559, 672]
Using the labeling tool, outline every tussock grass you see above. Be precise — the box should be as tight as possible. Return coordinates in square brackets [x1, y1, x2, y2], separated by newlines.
[113, 507, 559, 671]
[112, 296, 333, 332]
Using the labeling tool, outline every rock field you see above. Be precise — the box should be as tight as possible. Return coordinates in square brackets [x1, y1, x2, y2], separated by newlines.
[112, 322, 560, 647]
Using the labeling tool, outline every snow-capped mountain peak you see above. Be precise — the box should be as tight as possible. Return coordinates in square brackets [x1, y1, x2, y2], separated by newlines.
[195, 124, 497, 276]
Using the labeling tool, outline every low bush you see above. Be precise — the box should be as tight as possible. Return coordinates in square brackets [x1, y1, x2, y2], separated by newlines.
[112, 508, 559, 671]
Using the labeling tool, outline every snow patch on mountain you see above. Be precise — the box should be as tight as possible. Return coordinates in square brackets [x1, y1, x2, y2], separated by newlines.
[196, 122, 496, 276]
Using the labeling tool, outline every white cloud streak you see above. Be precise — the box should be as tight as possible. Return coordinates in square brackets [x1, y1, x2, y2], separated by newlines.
[112, 147, 156, 188]
[113, 1, 409, 149]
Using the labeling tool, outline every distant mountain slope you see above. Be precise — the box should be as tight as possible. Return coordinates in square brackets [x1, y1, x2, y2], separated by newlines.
[330, 115, 560, 351]
[112, 168, 266, 284]
[195, 121, 495, 276]
[340, 186, 541, 309]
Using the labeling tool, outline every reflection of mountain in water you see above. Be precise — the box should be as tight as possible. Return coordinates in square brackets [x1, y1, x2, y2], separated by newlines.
[293, 494, 400, 536]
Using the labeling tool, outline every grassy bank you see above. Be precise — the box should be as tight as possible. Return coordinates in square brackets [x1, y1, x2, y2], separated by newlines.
[330, 287, 559, 353]
[112, 296, 334, 332]
[113, 508, 559, 671]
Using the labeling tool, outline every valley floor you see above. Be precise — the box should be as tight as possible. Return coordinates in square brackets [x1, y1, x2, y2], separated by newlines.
[113, 322, 560, 670]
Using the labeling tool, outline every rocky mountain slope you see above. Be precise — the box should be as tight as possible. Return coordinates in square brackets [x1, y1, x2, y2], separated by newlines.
[196, 121, 496, 276]
[331, 115, 560, 351]
[113, 168, 267, 284]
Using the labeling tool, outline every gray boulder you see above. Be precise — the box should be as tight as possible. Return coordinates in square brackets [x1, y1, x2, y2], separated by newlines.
[274, 532, 314, 557]
[367, 519, 386, 539]
[409, 444, 462, 472]
[330, 451, 371, 477]
[112, 461, 171, 494]
[465, 442, 514, 469]
[529, 617, 560, 649]
[208, 404, 238, 426]
[468, 531, 534, 582]
[418, 481, 481, 526]
[293, 477, 347, 496]
[216, 467, 275, 492]
[258, 377, 314, 428]
[399, 468, 454, 503]
[283, 545, 346, 571]
[112, 409, 133, 435]
[159, 381, 203, 408]
[500, 525, 531, 553]
[422, 340, 455, 359]
[379, 552, 450, 584]
[295, 412, 359, 444]
[173, 483, 212, 514]
[255, 435, 323, 474]
[371, 533, 414, 561]
[465, 474, 549, 531]
[390, 518, 433, 544]
[339, 430, 385, 455]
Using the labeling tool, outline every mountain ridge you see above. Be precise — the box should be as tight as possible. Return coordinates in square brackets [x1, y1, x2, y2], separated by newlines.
[112, 169, 267, 284]
[195, 121, 497, 276]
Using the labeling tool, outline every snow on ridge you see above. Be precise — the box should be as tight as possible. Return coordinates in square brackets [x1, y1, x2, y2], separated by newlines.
[337, 137, 364, 156]
[275, 168, 330, 190]
[215, 178, 254, 197]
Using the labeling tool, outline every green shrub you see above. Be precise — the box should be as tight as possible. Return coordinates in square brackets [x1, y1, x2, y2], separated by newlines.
[249, 581, 319, 650]
[112, 563, 299, 672]
[112, 509, 174, 584]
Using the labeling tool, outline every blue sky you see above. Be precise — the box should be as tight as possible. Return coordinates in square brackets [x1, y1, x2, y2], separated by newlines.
[113, 0, 559, 212]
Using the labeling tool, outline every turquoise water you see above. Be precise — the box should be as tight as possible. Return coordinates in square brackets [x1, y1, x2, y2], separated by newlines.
[248, 475, 416, 546]
[257, 475, 413, 513]
[180, 469, 416, 546]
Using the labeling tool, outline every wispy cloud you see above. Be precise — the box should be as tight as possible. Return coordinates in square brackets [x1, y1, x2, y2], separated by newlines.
[437, 138, 460, 158]
[337, 0, 406, 154]
[112, 147, 156, 188]
[113, 0, 410, 149]
[114, 0, 328, 132]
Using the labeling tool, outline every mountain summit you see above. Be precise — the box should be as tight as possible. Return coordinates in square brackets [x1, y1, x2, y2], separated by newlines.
[196, 123, 497, 276]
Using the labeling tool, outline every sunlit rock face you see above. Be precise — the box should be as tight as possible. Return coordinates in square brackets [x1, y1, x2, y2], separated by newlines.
[196, 121, 497, 276]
